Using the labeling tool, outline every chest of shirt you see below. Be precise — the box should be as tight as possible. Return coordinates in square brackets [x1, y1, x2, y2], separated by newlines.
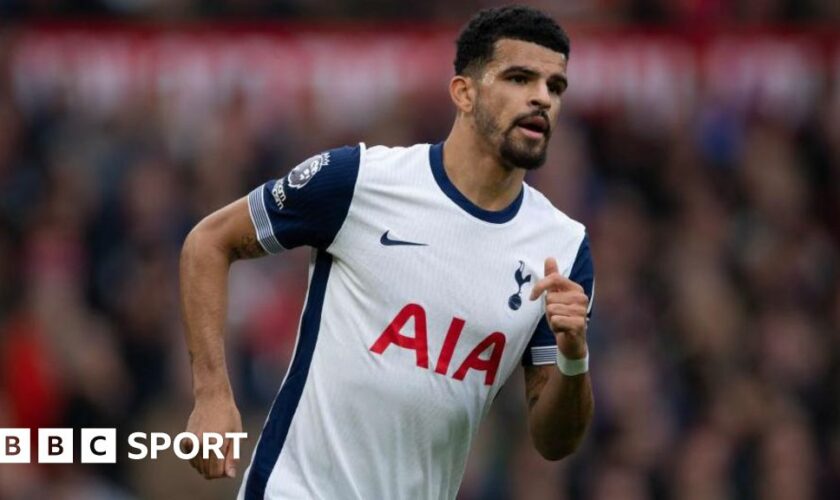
[327, 187, 552, 366]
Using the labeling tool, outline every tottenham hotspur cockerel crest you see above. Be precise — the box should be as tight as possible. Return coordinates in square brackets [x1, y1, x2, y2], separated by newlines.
[288, 152, 331, 189]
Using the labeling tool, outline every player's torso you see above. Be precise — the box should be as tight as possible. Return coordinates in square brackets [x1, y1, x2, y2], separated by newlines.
[260, 143, 585, 500]
[321, 143, 581, 419]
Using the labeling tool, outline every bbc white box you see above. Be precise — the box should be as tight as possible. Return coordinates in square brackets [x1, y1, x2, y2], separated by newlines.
[39, 428, 74, 463]
[81, 428, 116, 464]
[0, 429, 30, 463]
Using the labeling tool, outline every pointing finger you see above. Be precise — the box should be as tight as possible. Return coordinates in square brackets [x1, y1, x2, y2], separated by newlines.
[544, 257, 559, 277]
[529, 276, 551, 301]
[530, 272, 582, 300]
[530, 257, 560, 300]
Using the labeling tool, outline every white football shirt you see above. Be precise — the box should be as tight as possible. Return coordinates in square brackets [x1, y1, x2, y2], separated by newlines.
[239, 142, 594, 500]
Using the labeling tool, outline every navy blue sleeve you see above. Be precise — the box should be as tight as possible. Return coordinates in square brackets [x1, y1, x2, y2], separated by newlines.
[522, 233, 595, 366]
[247, 145, 361, 252]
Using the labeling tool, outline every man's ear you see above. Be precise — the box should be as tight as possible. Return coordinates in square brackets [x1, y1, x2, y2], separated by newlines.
[450, 74, 477, 114]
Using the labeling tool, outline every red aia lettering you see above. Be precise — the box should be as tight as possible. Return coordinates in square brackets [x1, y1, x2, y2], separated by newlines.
[369, 303, 429, 368]
[434, 317, 465, 375]
[369, 304, 505, 385]
[451, 332, 506, 386]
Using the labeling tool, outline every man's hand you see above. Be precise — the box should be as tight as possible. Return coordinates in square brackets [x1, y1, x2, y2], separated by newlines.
[524, 257, 594, 460]
[184, 393, 243, 480]
[529, 257, 589, 359]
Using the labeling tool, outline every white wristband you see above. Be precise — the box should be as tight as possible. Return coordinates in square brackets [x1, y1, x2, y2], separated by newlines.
[556, 349, 589, 376]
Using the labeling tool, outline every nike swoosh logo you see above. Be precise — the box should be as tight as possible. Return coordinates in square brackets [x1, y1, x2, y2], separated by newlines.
[380, 230, 427, 247]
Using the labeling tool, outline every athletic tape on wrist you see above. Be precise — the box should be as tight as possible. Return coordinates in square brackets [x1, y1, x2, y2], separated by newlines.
[556, 349, 589, 376]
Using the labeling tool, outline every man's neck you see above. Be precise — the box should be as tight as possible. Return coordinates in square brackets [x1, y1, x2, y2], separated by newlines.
[442, 125, 526, 212]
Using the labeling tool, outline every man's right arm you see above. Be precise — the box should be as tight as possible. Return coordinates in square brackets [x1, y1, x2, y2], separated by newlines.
[180, 144, 360, 480]
[179, 196, 265, 480]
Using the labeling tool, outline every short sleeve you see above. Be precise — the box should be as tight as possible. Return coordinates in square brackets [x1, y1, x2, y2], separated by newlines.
[247, 144, 362, 253]
[522, 233, 596, 366]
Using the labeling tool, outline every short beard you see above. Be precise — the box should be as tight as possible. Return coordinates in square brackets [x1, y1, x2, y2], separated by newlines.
[499, 132, 547, 170]
[474, 96, 549, 171]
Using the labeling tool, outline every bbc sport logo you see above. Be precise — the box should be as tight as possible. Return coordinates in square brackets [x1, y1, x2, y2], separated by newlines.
[0, 428, 247, 463]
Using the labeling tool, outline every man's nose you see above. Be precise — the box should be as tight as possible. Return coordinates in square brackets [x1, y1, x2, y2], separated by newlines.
[529, 82, 551, 109]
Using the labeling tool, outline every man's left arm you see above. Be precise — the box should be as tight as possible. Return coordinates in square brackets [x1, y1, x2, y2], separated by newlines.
[524, 254, 594, 461]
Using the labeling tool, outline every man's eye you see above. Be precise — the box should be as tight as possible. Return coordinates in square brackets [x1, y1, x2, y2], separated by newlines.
[510, 75, 528, 84]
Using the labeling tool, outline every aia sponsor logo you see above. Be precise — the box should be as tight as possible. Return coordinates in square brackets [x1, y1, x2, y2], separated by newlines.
[369, 303, 506, 386]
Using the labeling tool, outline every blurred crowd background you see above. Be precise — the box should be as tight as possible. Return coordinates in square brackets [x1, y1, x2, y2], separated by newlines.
[1, 1, 840, 499]
[1, 0, 840, 23]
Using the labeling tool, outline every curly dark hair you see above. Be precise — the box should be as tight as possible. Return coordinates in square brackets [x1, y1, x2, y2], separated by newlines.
[454, 5, 570, 76]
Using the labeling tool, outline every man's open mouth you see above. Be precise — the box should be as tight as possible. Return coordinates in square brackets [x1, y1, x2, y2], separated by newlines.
[515, 115, 548, 138]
